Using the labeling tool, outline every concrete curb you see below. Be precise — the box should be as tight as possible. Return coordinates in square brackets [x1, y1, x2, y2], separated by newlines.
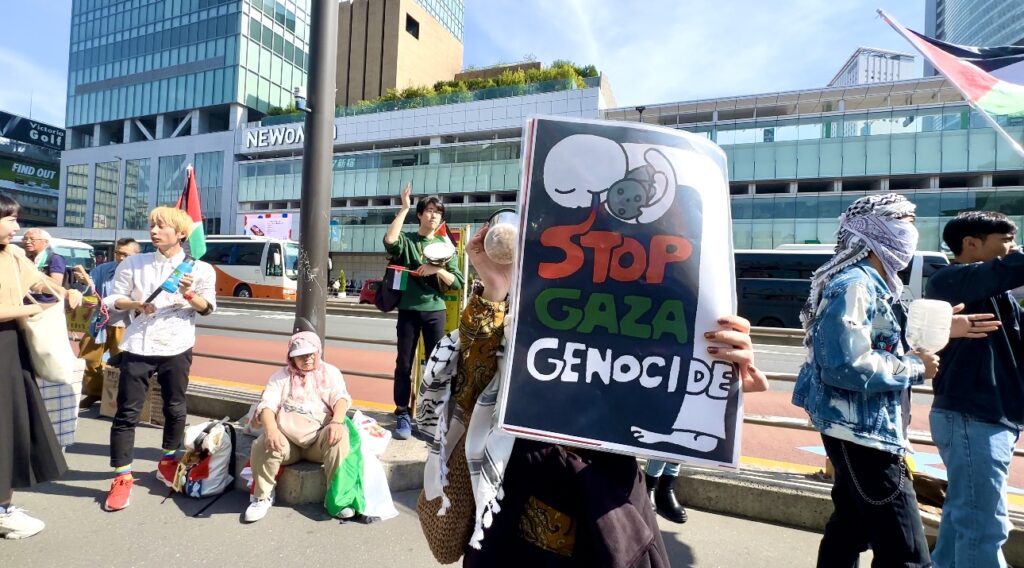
[188, 384, 1024, 563]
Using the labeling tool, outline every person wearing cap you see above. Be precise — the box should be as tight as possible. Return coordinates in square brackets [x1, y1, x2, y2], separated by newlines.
[244, 331, 352, 522]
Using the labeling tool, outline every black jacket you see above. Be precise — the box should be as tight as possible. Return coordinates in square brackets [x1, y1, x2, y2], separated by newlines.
[926, 251, 1024, 429]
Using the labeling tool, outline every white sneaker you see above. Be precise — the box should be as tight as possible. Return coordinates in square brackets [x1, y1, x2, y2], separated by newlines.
[338, 507, 356, 519]
[0, 507, 45, 539]
[244, 496, 273, 523]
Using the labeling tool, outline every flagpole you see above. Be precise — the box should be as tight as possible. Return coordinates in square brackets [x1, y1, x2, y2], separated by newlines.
[878, 8, 1024, 159]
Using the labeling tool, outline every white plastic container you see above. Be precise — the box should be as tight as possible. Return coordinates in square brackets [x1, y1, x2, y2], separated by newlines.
[484, 209, 519, 265]
[905, 299, 954, 352]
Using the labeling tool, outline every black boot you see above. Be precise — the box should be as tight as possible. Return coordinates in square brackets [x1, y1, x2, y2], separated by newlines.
[644, 474, 657, 511]
[655, 474, 687, 524]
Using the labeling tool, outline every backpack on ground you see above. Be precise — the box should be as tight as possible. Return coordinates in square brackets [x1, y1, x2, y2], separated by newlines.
[173, 418, 236, 501]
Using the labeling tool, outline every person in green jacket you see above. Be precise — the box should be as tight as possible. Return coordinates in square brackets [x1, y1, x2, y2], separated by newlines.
[383, 183, 463, 439]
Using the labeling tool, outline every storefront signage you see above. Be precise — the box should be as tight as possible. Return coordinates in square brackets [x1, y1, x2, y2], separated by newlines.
[244, 124, 339, 149]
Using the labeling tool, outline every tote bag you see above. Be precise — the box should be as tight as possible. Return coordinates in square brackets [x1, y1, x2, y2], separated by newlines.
[14, 257, 79, 384]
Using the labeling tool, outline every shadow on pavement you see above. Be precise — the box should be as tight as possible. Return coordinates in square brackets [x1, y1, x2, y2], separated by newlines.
[661, 531, 696, 567]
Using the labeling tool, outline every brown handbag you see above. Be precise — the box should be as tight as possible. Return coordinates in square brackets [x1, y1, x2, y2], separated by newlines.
[417, 434, 476, 564]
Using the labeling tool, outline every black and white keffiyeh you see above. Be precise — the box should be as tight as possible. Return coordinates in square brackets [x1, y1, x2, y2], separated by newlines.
[415, 330, 515, 550]
[800, 193, 918, 345]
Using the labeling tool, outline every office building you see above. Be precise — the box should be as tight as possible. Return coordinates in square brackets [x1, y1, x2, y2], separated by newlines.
[828, 48, 915, 87]
[335, 0, 463, 107]
[0, 111, 63, 227]
[926, 0, 1024, 47]
[60, 0, 463, 236]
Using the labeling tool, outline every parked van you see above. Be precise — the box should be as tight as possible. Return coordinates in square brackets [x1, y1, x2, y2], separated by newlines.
[735, 246, 948, 328]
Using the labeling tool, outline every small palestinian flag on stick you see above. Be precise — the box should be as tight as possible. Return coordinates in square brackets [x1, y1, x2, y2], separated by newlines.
[387, 265, 410, 291]
[880, 9, 1024, 158]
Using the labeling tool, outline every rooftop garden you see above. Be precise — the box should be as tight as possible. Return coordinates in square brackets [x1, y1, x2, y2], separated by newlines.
[263, 60, 599, 125]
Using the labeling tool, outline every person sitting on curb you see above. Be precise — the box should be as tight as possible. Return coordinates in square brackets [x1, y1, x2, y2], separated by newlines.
[245, 331, 352, 522]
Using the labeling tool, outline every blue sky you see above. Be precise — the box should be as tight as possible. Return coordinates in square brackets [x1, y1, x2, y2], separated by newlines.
[2, 1, 925, 128]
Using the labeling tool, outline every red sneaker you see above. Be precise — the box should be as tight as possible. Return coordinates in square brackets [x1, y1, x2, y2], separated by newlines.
[156, 457, 178, 488]
[104, 476, 134, 511]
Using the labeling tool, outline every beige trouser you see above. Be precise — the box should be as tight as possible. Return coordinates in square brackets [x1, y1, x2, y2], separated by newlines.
[78, 326, 125, 397]
[250, 426, 349, 500]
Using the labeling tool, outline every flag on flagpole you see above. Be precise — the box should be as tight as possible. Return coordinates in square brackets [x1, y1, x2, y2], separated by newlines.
[387, 265, 409, 290]
[175, 164, 207, 259]
[879, 9, 1024, 158]
[435, 221, 454, 247]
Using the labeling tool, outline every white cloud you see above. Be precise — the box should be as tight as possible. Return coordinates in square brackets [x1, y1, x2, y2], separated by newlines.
[465, 0, 925, 107]
[0, 47, 67, 127]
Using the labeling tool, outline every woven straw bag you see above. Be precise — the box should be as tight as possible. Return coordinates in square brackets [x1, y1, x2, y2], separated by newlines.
[417, 435, 476, 564]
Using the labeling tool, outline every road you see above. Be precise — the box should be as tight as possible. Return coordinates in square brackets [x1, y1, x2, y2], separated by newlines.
[187, 304, 1023, 496]
[7, 412, 855, 568]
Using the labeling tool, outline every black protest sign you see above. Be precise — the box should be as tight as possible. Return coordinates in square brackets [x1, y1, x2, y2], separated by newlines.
[498, 116, 742, 467]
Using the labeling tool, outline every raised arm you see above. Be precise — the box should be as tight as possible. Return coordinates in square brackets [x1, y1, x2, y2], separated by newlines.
[383, 182, 412, 247]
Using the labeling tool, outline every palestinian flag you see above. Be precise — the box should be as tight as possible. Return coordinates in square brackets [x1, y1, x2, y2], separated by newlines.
[880, 9, 1024, 157]
[387, 265, 409, 291]
[436, 221, 455, 248]
[174, 165, 207, 259]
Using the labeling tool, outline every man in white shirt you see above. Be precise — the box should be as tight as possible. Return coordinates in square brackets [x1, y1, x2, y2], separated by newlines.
[102, 207, 217, 512]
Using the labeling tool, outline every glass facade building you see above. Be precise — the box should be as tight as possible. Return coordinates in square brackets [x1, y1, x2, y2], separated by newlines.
[66, 0, 310, 129]
[929, 0, 1024, 47]
[413, 0, 464, 41]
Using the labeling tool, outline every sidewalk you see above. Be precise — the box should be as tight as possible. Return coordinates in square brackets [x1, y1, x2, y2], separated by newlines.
[5, 411, 840, 567]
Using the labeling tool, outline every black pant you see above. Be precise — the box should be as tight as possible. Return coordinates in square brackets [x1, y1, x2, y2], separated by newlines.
[818, 434, 931, 568]
[393, 309, 446, 412]
[109, 350, 192, 468]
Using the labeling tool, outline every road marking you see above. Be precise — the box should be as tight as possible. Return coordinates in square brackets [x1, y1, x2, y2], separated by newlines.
[212, 309, 385, 322]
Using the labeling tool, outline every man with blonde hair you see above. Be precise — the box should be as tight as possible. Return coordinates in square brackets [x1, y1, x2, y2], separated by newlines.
[102, 206, 217, 512]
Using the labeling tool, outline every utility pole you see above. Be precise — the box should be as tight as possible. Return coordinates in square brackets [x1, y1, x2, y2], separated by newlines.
[293, 0, 339, 340]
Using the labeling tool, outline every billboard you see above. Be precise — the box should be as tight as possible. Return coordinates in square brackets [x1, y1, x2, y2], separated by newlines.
[0, 157, 59, 190]
[0, 111, 64, 151]
[243, 213, 293, 239]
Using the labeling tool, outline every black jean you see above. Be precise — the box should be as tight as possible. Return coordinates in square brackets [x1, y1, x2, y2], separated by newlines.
[818, 434, 932, 568]
[393, 309, 446, 412]
[109, 349, 192, 468]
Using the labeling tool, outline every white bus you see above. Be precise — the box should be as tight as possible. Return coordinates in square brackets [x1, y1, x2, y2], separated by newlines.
[197, 235, 299, 299]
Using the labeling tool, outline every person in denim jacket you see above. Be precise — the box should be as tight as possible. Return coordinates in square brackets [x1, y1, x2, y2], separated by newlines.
[793, 194, 940, 568]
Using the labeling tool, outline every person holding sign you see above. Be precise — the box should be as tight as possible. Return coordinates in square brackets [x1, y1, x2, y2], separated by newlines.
[415, 224, 768, 565]
[383, 183, 464, 440]
[792, 194, 940, 567]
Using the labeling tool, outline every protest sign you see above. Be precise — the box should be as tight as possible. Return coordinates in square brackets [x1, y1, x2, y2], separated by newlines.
[497, 116, 741, 468]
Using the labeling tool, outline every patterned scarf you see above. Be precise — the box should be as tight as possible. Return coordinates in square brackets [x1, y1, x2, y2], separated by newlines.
[800, 193, 918, 345]
[417, 330, 516, 550]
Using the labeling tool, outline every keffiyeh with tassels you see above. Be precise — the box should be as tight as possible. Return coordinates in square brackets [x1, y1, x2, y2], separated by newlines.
[416, 330, 516, 550]
[800, 193, 918, 345]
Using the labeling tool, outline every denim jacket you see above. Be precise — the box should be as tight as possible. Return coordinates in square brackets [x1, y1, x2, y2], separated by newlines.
[792, 261, 926, 455]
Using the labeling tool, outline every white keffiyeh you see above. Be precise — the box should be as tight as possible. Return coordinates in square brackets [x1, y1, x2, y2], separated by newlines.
[416, 330, 516, 550]
[800, 193, 918, 346]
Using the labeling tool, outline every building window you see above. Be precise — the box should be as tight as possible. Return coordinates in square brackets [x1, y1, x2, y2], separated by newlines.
[64, 164, 89, 228]
[123, 158, 151, 230]
[93, 161, 119, 229]
[405, 14, 419, 39]
[157, 155, 188, 205]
